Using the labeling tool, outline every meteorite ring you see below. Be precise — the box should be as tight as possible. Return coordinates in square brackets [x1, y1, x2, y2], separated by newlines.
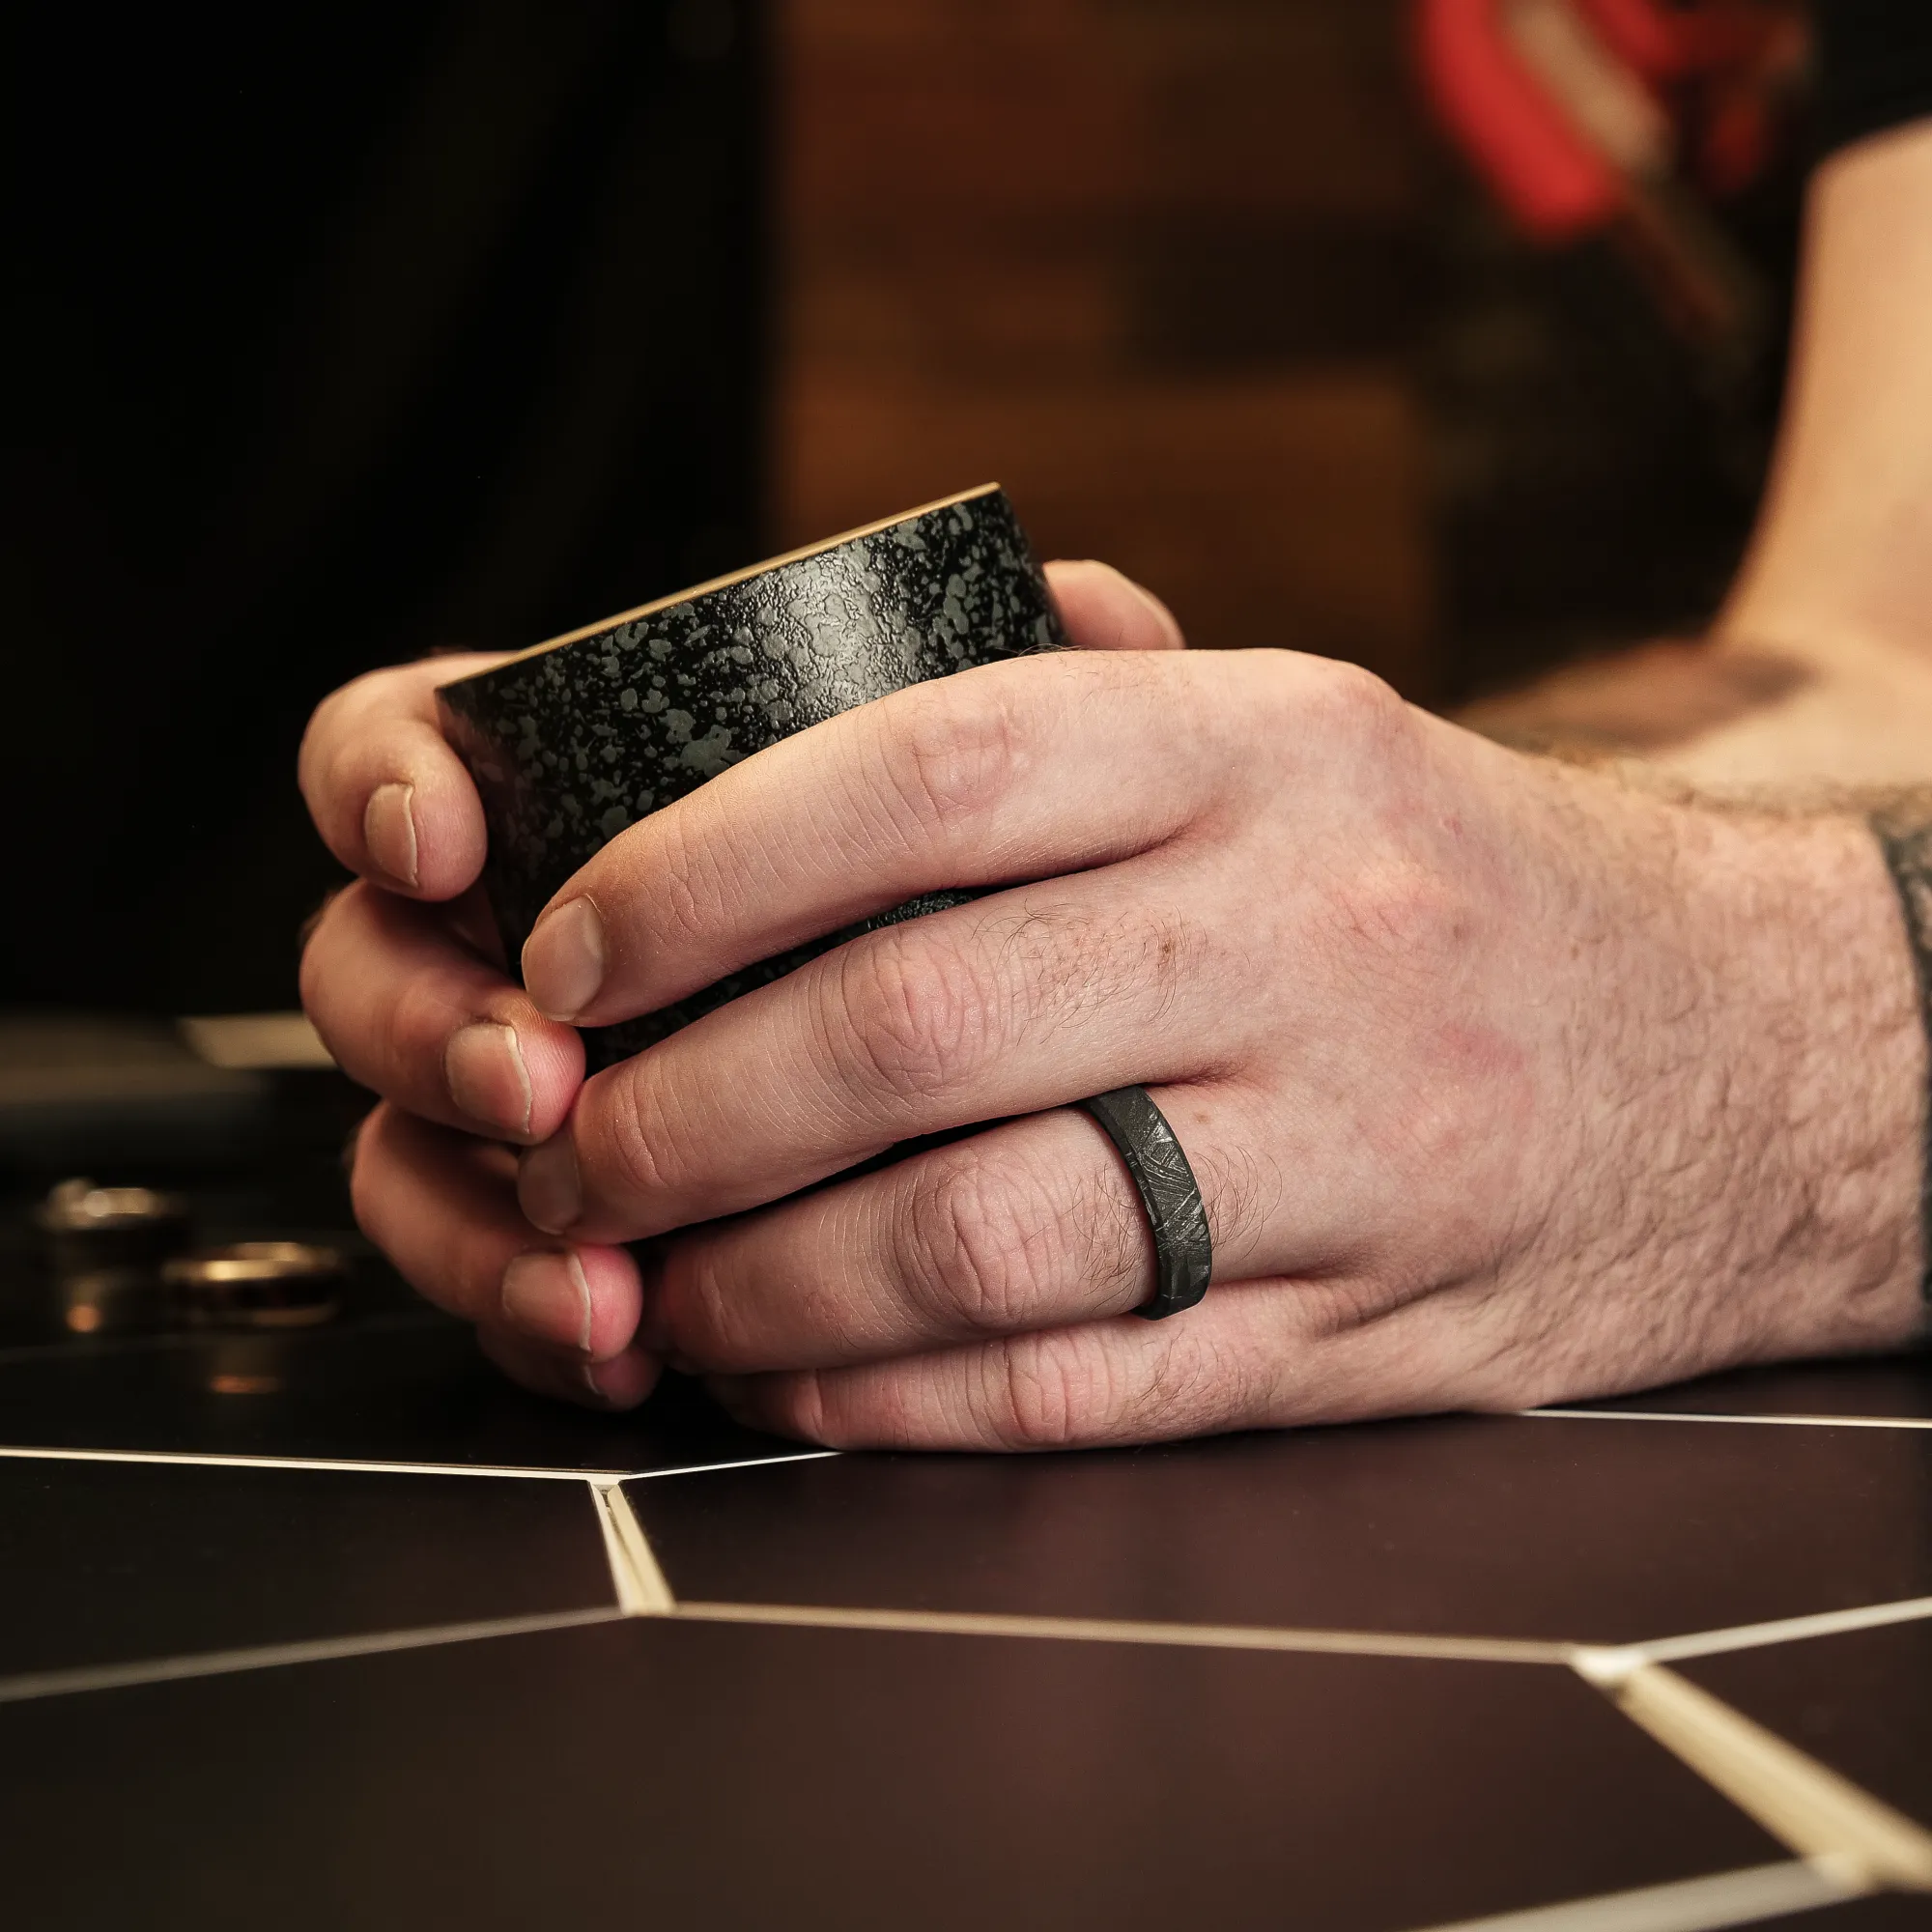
[1077, 1087, 1212, 1321]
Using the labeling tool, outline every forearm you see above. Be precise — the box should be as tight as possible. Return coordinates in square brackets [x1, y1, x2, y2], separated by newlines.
[1662, 120, 1932, 790]
[1659, 121, 1932, 790]
[1641, 798, 1924, 1364]
[1460, 120, 1932, 793]
[1488, 761, 1928, 1406]
[1718, 120, 1932, 665]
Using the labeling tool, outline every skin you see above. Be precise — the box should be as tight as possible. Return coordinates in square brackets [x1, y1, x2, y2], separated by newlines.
[1460, 121, 1932, 791]
[298, 124, 1932, 1446]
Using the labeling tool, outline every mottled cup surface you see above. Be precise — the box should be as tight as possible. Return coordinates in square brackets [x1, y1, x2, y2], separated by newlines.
[438, 487, 1065, 1067]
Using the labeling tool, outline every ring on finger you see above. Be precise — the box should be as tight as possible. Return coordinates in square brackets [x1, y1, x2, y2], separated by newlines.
[1076, 1087, 1211, 1320]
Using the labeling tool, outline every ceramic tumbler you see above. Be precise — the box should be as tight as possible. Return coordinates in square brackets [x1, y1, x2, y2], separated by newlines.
[437, 484, 1066, 1069]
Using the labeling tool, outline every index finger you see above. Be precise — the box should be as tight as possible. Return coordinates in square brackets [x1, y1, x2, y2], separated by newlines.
[298, 652, 507, 900]
[519, 646, 1293, 1029]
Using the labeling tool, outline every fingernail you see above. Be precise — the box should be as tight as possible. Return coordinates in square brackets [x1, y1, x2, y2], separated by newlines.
[582, 1359, 623, 1405]
[363, 781, 419, 888]
[523, 896, 606, 1021]
[519, 1133, 582, 1235]
[500, 1250, 592, 1352]
[444, 1022, 533, 1138]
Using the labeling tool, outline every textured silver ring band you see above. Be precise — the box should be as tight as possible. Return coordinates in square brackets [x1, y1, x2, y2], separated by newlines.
[1077, 1087, 1212, 1321]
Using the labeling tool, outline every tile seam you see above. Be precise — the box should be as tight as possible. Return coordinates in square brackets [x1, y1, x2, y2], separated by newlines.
[0, 1443, 837, 1483]
[1573, 1656, 1932, 1892]
[0, 1598, 1561, 1713]
[666, 1600, 1570, 1663]
[619, 1450, 840, 1481]
[1633, 1595, 1932, 1665]
[1526, 1408, 1932, 1432]
[588, 1478, 676, 1615]
[0, 1605, 628, 1707]
[0, 1444, 627, 1481]
[1391, 1857, 1859, 1932]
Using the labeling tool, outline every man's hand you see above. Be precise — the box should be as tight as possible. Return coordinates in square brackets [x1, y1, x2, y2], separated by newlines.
[502, 646, 1924, 1446]
[300, 563, 1927, 1445]
[296, 561, 1182, 1410]
[298, 648, 649, 1406]
[299, 116, 1932, 1446]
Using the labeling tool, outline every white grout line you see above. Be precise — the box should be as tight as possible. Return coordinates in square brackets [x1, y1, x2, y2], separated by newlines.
[619, 1450, 840, 1481]
[1396, 1858, 1861, 1932]
[0, 1605, 629, 1707]
[668, 1599, 1571, 1664]
[589, 1480, 644, 1613]
[1634, 1595, 1932, 1666]
[588, 1479, 676, 1615]
[0, 1443, 837, 1484]
[1574, 1658, 1932, 1892]
[0, 1594, 1560, 1713]
[1527, 1407, 1932, 1432]
[0, 1444, 629, 1482]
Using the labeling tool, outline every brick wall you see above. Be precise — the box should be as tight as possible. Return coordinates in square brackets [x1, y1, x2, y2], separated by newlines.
[772, 0, 1441, 693]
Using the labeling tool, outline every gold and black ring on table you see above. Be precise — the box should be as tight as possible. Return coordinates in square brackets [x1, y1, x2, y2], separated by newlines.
[1077, 1087, 1212, 1320]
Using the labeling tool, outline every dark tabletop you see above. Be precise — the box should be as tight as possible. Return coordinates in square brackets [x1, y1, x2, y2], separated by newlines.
[2, 1171, 1929, 1931]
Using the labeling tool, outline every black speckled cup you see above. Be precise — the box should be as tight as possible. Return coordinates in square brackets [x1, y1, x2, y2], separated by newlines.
[438, 485, 1066, 1070]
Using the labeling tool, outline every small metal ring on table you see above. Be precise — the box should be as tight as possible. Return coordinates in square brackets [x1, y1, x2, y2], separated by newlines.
[1076, 1086, 1212, 1321]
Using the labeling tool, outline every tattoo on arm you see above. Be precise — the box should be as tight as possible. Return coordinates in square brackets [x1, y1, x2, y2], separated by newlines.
[1455, 641, 1812, 762]
[1872, 800, 1932, 1310]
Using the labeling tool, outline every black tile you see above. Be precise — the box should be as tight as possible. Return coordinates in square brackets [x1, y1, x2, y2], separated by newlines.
[629, 1415, 1932, 1644]
[1682, 1619, 1932, 1829]
[0, 1618, 1779, 1932]
[0, 1321, 808, 1475]
[1567, 1353, 1932, 1423]
[1786, 1898, 1932, 1928]
[0, 1457, 612, 1681]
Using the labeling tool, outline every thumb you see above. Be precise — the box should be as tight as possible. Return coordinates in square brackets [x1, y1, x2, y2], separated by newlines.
[1043, 558, 1186, 652]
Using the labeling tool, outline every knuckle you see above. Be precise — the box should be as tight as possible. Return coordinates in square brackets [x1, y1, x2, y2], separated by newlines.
[596, 1066, 689, 1207]
[876, 678, 1024, 840]
[652, 1255, 732, 1363]
[832, 925, 995, 1110]
[1294, 655, 1404, 737]
[901, 1151, 1055, 1335]
[383, 970, 460, 1094]
[808, 1364, 932, 1451]
[299, 671, 387, 810]
[647, 810, 724, 953]
[655, 1242, 781, 1371]
[1136, 1330, 1264, 1437]
[1238, 653, 1410, 776]
[713, 1369, 838, 1445]
[766, 1370, 835, 1445]
[986, 1330, 1116, 1450]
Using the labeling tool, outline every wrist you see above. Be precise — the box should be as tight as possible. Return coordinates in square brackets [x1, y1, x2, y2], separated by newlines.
[1653, 799, 1920, 1361]
[1520, 776, 1926, 1395]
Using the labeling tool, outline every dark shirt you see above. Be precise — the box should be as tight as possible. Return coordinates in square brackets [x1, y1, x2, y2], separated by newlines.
[1819, 0, 1932, 153]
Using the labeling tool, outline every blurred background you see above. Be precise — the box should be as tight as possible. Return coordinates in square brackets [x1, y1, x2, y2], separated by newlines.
[4, 0, 1813, 1031]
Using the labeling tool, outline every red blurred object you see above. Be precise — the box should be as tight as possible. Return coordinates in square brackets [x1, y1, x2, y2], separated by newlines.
[1417, 0, 1621, 240]
[1577, 0, 1766, 78]
[1413, 0, 1806, 348]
